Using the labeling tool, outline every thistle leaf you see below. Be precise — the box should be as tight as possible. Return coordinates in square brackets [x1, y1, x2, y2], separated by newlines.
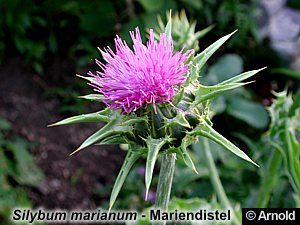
[195, 24, 215, 40]
[193, 82, 251, 105]
[190, 119, 259, 167]
[220, 68, 266, 85]
[165, 111, 191, 128]
[70, 118, 132, 155]
[144, 137, 169, 199]
[191, 30, 237, 80]
[109, 150, 142, 211]
[178, 135, 198, 174]
[70, 114, 147, 154]
[97, 135, 129, 145]
[48, 108, 111, 126]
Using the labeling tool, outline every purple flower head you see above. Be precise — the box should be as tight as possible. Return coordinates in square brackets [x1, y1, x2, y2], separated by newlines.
[88, 27, 193, 113]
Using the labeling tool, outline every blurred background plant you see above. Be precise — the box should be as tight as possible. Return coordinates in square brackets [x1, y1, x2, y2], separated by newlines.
[0, 0, 299, 224]
[0, 117, 44, 224]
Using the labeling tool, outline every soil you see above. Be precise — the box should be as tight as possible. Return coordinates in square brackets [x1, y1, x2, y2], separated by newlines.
[0, 58, 125, 210]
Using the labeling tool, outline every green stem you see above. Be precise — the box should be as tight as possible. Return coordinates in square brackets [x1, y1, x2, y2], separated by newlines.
[256, 148, 282, 207]
[203, 138, 241, 225]
[153, 153, 176, 225]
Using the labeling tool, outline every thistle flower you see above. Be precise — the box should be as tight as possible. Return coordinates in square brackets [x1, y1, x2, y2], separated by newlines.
[87, 27, 193, 113]
[51, 15, 264, 211]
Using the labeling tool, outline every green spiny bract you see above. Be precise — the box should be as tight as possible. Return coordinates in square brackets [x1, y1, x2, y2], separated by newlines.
[156, 10, 214, 52]
[50, 14, 263, 210]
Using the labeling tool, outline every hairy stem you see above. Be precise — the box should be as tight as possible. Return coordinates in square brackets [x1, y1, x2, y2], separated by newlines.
[203, 138, 241, 225]
[153, 153, 176, 225]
